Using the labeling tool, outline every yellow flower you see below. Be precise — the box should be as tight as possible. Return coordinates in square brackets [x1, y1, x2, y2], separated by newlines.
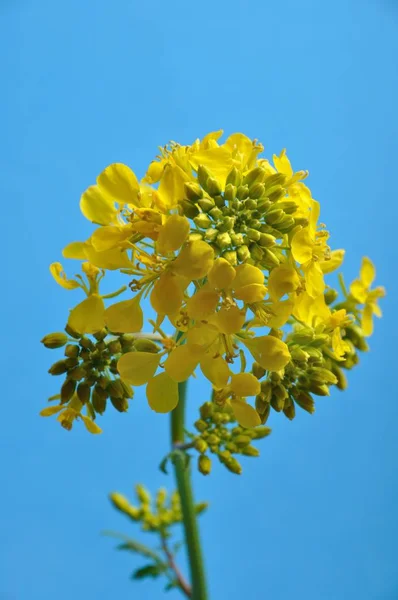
[40, 397, 102, 434]
[50, 262, 80, 290]
[291, 200, 328, 297]
[350, 257, 385, 336]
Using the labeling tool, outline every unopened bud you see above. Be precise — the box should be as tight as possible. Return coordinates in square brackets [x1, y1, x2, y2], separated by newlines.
[198, 455, 212, 475]
[184, 181, 203, 202]
[64, 324, 81, 339]
[65, 344, 80, 358]
[48, 359, 69, 376]
[216, 232, 232, 249]
[68, 366, 86, 381]
[107, 339, 122, 354]
[180, 199, 200, 219]
[226, 166, 242, 187]
[237, 245, 251, 262]
[224, 456, 242, 475]
[258, 233, 276, 247]
[224, 183, 237, 202]
[194, 438, 208, 453]
[135, 484, 151, 505]
[252, 362, 266, 380]
[242, 445, 260, 457]
[194, 419, 209, 432]
[265, 209, 284, 225]
[207, 178, 222, 197]
[77, 382, 91, 404]
[198, 197, 215, 213]
[222, 250, 238, 265]
[249, 182, 266, 199]
[41, 332, 68, 349]
[294, 390, 315, 413]
[309, 381, 330, 396]
[324, 288, 339, 305]
[234, 435, 251, 448]
[236, 185, 249, 200]
[194, 213, 212, 229]
[60, 378, 76, 403]
[133, 338, 160, 353]
[92, 385, 108, 414]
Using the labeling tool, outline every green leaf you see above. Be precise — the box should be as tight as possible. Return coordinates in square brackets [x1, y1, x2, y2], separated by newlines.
[164, 579, 179, 592]
[102, 531, 159, 561]
[159, 455, 170, 475]
[132, 563, 168, 580]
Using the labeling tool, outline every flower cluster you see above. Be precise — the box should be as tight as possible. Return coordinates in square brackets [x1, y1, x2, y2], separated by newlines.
[41, 131, 384, 434]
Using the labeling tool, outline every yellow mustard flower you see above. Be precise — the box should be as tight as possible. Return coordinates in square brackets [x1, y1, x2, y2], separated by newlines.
[350, 257, 385, 336]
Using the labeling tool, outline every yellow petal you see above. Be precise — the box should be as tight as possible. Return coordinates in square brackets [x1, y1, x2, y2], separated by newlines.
[304, 261, 325, 298]
[104, 296, 143, 333]
[230, 399, 261, 428]
[97, 163, 140, 207]
[156, 215, 190, 255]
[332, 328, 349, 361]
[144, 160, 165, 184]
[68, 294, 105, 334]
[244, 336, 291, 371]
[208, 257, 236, 289]
[200, 355, 230, 387]
[91, 225, 134, 252]
[233, 264, 264, 289]
[80, 415, 103, 434]
[117, 352, 160, 386]
[360, 257, 376, 288]
[187, 289, 219, 320]
[80, 185, 118, 225]
[230, 373, 261, 397]
[350, 280, 367, 303]
[146, 372, 178, 413]
[83, 244, 133, 270]
[293, 292, 331, 327]
[214, 305, 246, 334]
[50, 262, 80, 290]
[40, 405, 64, 417]
[291, 228, 314, 264]
[186, 323, 219, 348]
[361, 304, 374, 336]
[150, 273, 185, 316]
[273, 149, 293, 178]
[268, 265, 300, 301]
[320, 249, 345, 274]
[172, 240, 214, 280]
[164, 344, 201, 382]
[158, 164, 191, 209]
[62, 241, 87, 260]
[189, 147, 233, 187]
[267, 299, 295, 328]
[234, 283, 267, 303]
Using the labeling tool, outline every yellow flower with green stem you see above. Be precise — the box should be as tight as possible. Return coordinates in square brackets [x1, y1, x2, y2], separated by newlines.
[350, 257, 385, 336]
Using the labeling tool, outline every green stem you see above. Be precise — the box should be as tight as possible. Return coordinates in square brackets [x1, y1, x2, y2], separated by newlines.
[170, 380, 208, 600]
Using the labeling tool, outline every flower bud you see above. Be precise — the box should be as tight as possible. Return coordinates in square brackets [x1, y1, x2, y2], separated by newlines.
[236, 185, 250, 200]
[216, 232, 232, 249]
[107, 339, 122, 354]
[136, 484, 151, 505]
[194, 419, 209, 432]
[244, 166, 267, 187]
[48, 360, 69, 376]
[268, 187, 286, 203]
[65, 344, 80, 358]
[110, 396, 129, 412]
[80, 336, 95, 350]
[247, 228, 261, 242]
[237, 245, 251, 262]
[68, 366, 87, 381]
[234, 435, 251, 448]
[198, 197, 215, 212]
[93, 329, 107, 341]
[213, 194, 225, 207]
[64, 324, 81, 339]
[224, 183, 237, 202]
[184, 181, 203, 202]
[244, 198, 257, 210]
[206, 433, 220, 446]
[207, 178, 223, 197]
[77, 382, 91, 404]
[92, 385, 108, 414]
[276, 216, 296, 232]
[41, 332, 68, 349]
[332, 365, 348, 390]
[265, 209, 284, 225]
[180, 199, 200, 219]
[258, 233, 276, 247]
[133, 338, 160, 353]
[209, 206, 223, 220]
[198, 455, 212, 475]
[60, 378, 76, 403]
[294, 390, 315, 413]
[222, 250, 238, 265]
[252, 362, 266, 380]
[224, 456, 242, 475]
[249, 182, 266, 199]
[204, 228, 219, 243]
[283, 397, 296, 420]
[200, 402, 214, 419]
[242, 445, 260, 457]
[226, 166, 242, 187]
[194, 213, 212, 229]
[308, 381, 330, 396]
[194, 438, 208, 453]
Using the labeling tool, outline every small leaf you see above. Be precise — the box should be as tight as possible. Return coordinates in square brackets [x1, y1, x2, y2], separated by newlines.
[159, 455, 170, 475]
[132, 563, 167, 580]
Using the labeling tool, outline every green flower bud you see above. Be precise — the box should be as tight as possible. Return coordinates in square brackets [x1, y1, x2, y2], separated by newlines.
[195, 502, 208, 514]
[244, 166, 267, 187]
[79, 336, 94, 350]
[213, 194, 225, 207]
[249, 182, 266, 199]
[136, 484, 151, 505]
[79, 349, 91, 361]
[226, 166, 242, 187]
[197, 165, 212, 189]
[260, 380, 273, 402]
[198, 455, 212, 475]
[229, 232, 244, 246]
[207, 178, 223, 197]
[255, 394, 269, 415]
[216, 232, 231, 250]
[294, 217, 310, 227]
[194, 419, 209, 432]
[308, 382, 330, 396]
[249, 243, 264, 262]
[77, 382, 91, 404]
[156, 487, 167, 509]
[109, 492, 138, 517]
[237, 245, 251, 262]
[324, 288, 339, 305]
[203, 228, 218, 243]
[265, 209, 284, 225]
[276, 216, 296, 232]
[93, 329, 107, 341]
[252, 426, 272, 439]
[119, 335, 135, 352]
[206, 433, 220, 446]
[110, 396, 129, 412]
[107, 339, 122, 354]
[267, 186, 286, 203]
[194, 213, 212, 229]
[308, 367, 338, 385]
[189, 232, 203, 242]
[247, 228, 261, 242]
[224, 183, 237, 202]
[60, 378, 76, 404]
[68, 366, 87, 381]
[290, 345, 309, 362]
[48, 359, 69, 376]
[332, 365, 348, 390]
[292, 329, 314, 344]
[184, 181, 203, 202]
[257, 199, 272, 214]
[92, 385, 108, 414]
[64, 324, 81, 339]
[133, 338, 160, 353]
[244, 198, 258, 211]
[222, 250, 238, 265]
[236, 185, 250, 200]
[283, 397, 296, 420]
[198, 197, 215, 212]
[231, 198, 243, 211]
[294, 390, 315, 413]
[276, 200, 298, 214]
[224, 456, 242, 475]
[209, 206, 223, 220]
[242, 445, 260, 457]
[64, 344, 80, 358]
[108, 379, 125, 399]
[219, 216, 235, 232]
[120, 380, 134, 399]
[234, 434, 251, 448]
[194, 438, 208, 453]
[199, 402, 214, 419]
[258, 233, 276, 247]
[344, 324, 369, 352]
[309, 333, 330, 347]
[181, 199, 200, 218]
[41, 332, 68, 349]
[252, 362, 266, 380]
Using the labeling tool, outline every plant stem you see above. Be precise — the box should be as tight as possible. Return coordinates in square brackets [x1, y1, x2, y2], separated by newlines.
[170, 381, 208, 600]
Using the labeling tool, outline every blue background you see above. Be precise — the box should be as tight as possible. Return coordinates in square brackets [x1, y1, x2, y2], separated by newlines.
[2, 1, 397, 598]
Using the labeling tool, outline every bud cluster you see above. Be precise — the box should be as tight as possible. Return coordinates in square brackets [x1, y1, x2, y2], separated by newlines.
[190, 401, 271, 475]
[110, 484, 207, 534]
[181, 166, 303, 269]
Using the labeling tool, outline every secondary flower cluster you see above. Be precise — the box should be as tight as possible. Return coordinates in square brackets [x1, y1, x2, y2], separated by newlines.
[41, 131, 384, 434]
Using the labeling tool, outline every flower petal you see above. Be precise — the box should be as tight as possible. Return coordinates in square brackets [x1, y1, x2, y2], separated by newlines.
[50, 262, 80, 290]
[230, 373, 261, 397]
[68, 294, 105, 334]
[243, 335, 291, 371]
[164, 345, 201, 383]
[104, 296, 143, 333]
[146, 372, 178, 413]
[80, 185, 118, 225]
[230, 399, 261, 428]
[97, 163, 140, 207]
[117, 352, 160, 386]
